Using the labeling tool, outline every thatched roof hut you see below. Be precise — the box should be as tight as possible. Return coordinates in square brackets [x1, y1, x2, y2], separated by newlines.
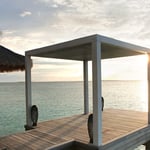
[0, 45, 25, 72]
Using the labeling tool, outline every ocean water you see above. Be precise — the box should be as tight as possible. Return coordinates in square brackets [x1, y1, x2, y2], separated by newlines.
[0, 80, 148, 150]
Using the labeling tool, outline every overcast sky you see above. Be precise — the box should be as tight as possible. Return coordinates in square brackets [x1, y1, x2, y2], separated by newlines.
[0, 0, 150, 82]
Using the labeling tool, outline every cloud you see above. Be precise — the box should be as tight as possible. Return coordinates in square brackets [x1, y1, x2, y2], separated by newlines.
[34, 58, 80, 66]
[20, 11, 32, 17]
[1, 33, 49, 54]
[1, 0, 150, 81]
[0, 30, 2, 36]
[2, 0, 150, 52]
[0, 31, 2, 41]
[2, 0, 150, 48]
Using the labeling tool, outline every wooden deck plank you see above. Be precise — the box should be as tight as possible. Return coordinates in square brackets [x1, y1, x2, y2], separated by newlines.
[0, 135, 33, 150]
[27, 130, 70, 144]
[0, 109, 148, 150]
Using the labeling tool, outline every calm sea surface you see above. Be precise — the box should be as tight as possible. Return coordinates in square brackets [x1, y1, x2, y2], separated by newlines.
[0, 81, 148, 150]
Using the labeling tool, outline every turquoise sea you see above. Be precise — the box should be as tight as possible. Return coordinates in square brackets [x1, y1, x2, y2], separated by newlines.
[0, 81, 148, 149]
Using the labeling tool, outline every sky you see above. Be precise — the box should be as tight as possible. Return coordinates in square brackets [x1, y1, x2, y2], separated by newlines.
[0, 0, 150, 82]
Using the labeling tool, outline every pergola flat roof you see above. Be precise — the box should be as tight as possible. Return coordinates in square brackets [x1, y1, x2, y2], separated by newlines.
[26, 34, 150, 60]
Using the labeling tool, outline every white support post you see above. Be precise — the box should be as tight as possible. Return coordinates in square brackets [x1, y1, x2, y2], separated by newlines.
[83, 60, 89, 114]
[92, 36, 102, 146]
[147, 54, 150, 124]
[25, 53, 32, 129]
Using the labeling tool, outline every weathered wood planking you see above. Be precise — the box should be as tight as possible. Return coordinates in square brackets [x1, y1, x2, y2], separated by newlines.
[0, 109, 148, 150]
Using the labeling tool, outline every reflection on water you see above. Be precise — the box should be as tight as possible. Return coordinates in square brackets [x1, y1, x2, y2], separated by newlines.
[0, 81, 149, 150]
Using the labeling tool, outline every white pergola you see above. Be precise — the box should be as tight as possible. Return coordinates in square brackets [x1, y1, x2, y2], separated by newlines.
[25, 34, 150, 146]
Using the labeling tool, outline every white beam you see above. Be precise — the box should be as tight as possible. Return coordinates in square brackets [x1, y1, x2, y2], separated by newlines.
[92, 36, 102, 146]
[83, 60, 89, 114]
[25, 53, 32, 128]
[147, 54, 150, 124]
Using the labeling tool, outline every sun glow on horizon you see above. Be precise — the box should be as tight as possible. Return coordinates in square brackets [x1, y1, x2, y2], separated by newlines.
[101, 54, 148, 81]
[29, 54, 149, 82]
[0, 54, 148, 82]
[140, 79, 148, 112]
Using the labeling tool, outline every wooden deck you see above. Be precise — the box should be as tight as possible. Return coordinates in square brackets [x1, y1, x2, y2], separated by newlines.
[0, 109, 149, 150]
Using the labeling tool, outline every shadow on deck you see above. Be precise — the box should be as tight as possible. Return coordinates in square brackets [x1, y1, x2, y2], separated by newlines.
[0, 109, 149, 150]
[47, 140, 98, 150]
